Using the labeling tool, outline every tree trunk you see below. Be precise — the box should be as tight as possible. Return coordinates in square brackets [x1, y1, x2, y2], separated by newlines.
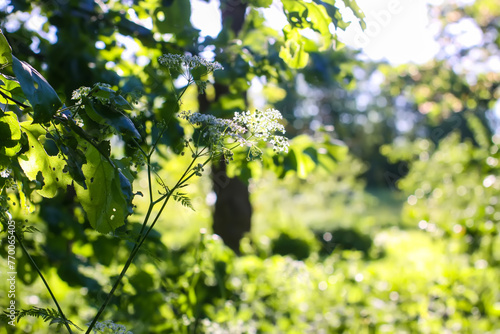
[198, 0, 251, 253]
[211, 160, 252, 253]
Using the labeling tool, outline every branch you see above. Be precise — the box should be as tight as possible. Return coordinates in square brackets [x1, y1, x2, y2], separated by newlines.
[14, 233, 74, 334]
[0, 89, 30, 109]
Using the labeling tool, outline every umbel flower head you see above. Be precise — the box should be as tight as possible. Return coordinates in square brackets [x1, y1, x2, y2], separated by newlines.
[88, 320, 132, 334]
[179, 109, 289, 162]
[158, 54, 224, 73]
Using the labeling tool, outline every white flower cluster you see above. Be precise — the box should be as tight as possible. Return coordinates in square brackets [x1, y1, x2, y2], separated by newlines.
[179, 109, 289, 162]
[88, 320, 133, 334]
[158, 54, 224, 73]
[233, 109, 288, 153]
[71, 86, 91, 102]
[201, 317, 258, 334]
[0, 168, 11, 178]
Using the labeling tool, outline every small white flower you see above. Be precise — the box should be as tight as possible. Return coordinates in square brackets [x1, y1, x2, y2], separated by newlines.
[87, 320, 133, 334]
[158, 54, 223, 72]
[0, 169, 11, 178]
[179, 108, 289, 162]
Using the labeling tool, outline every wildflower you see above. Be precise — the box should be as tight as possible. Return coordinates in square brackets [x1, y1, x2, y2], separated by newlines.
[179, 108, 289, 162]
[71, 86, 91, 103]
[158, 54, 223, 73]
[88, 320, 133, 334]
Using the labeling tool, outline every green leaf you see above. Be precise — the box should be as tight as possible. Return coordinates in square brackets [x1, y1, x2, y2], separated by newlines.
[8, 307, 83, 331]
[12, 55, 62, 123]
[154, 1, 192, 35]
[275, 134, 348, 179]
[18, 122, 72, 198]
[279, 33, 309, 69]
[343, 0, 366, 29]
[75, 145, 132, 233]
[173, 192, 194, 211]
[244, 0, 273, 7]
[0, 30, 12, 68]
[282, 0, 333, 51]
[0, 111, 22, 157]
[85, 99, 140, 139]
[0, 75, 28, 106]
[313, 0, 351, 30]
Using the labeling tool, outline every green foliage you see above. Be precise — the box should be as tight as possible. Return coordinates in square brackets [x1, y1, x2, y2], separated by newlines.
[172, 192, 195, 211]
[12, 55, 62, 123]
[279, 0, 366, 68]
[0, 29, 12, 66]
[4, 307, 82, 331]
[74, 83, 140, 140]
[0, 111, 22, 158]
[74, 146, 133, 233]
[3, 1, 500, 334]
[17, 122, 72, 198]
[0, 27, 298, 333]
[383, 114, 500, 264]
[243, 0, 273, 8]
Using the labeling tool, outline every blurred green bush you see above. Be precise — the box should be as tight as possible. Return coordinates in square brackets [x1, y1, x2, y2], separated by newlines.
[2, 118, 500, 333]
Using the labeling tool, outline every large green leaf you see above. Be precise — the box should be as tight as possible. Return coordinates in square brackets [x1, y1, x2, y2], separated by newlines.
[279, 26, 309, 68]
[75, 145, 132, 234]
[313, 0, 351, 30]
[282, 0, 332, 51]
[154, 1, 194, 38]
[0, 30, 12, 68]
[12, 55, 62, 123]
[0, 111, 22, 157]
[85, 100, 140, 139]
[0, 76, 28, 106]
[18, 122, 72, 198]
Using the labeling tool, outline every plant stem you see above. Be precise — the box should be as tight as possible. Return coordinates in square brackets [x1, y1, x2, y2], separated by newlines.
[14, 232, 74, 334]
[0, 88, 30, 108]
[85, 154, 202, 334]
[85, 192, 172, 334]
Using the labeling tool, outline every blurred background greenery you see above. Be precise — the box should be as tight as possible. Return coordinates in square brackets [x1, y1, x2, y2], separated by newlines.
[1, 0, 500, 333]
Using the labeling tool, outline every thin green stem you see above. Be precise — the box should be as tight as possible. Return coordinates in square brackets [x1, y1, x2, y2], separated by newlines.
[85, 153, 204, 334]
[55, 116, 117, 169]
[14, 233, 74, 334]
[149, 80, 193, 156]
[85, 188, 173, 334]
[0, 88, 30, 108]
[130, 138, 148, 159]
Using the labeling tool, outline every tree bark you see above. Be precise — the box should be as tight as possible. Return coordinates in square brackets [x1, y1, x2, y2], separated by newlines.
[198, 0, 250, 253]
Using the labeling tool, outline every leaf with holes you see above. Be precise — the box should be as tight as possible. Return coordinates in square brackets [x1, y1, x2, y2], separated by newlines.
[17, 122, 72, 198]
[75, 145, 132, 233]
[0, 111, 22, 157]
[279, 29, 309, 69]
[312, 0, 351, 30]
[282, 0, 332, 52]
[12, 55, 61, 123]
